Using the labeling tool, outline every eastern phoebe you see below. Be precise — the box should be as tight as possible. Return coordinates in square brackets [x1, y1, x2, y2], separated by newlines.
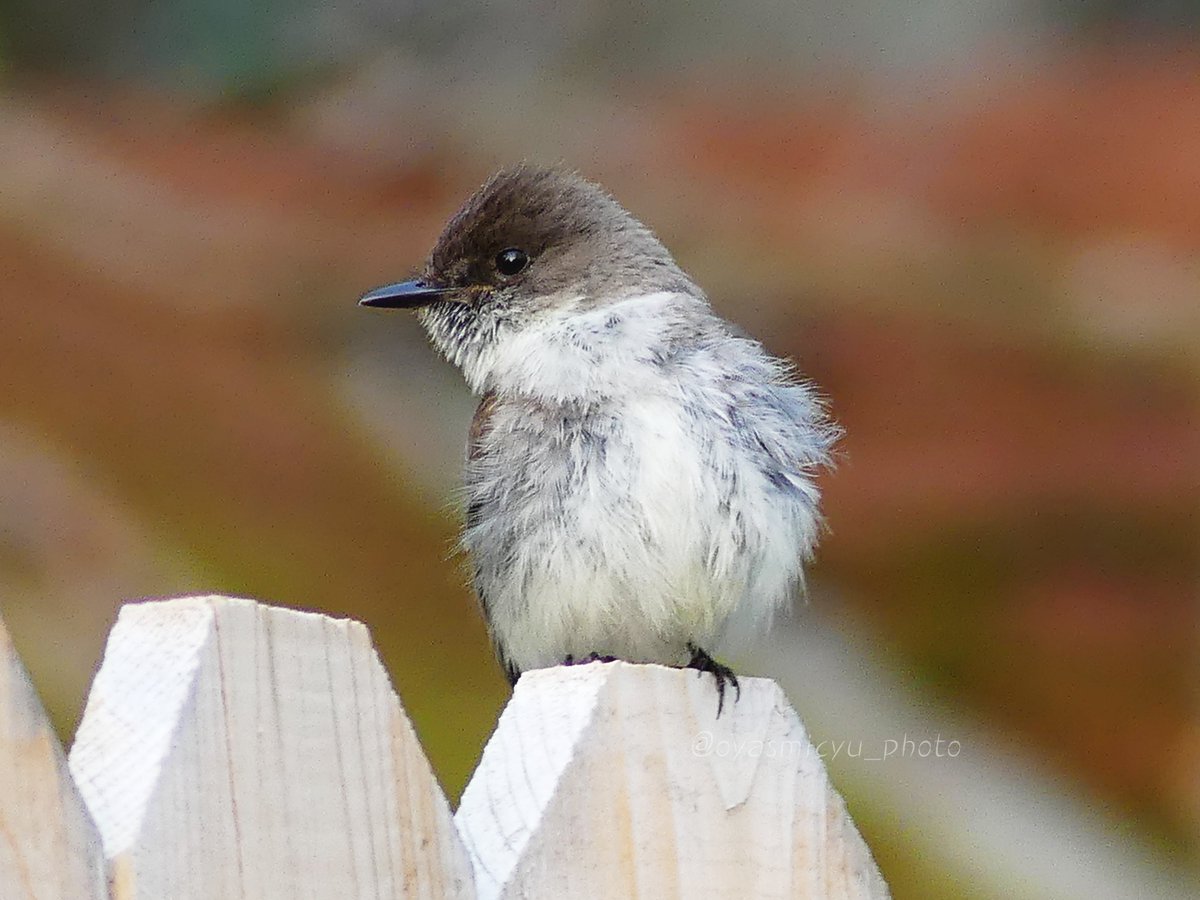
[361, 165, 838, 711]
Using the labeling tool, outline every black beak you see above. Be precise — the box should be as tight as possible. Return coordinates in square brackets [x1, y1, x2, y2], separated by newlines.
[358, 279, 451, 309]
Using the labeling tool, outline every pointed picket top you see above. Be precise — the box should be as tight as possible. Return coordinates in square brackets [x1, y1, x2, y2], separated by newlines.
[68, 596, 473, 900]
[0, 609, 108, 900]
[456, 661, 888, 899]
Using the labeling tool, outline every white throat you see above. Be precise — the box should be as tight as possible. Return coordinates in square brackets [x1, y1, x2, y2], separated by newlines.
[460, 290, 704, 401]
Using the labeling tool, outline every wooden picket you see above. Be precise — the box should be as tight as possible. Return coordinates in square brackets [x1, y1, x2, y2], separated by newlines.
[0, 596, 888, 899]
[0, 613, 107, 900]
[457, 662, 889, 899]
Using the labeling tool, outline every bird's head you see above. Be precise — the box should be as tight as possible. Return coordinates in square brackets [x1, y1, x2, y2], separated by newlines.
[360, 164, 696, 385]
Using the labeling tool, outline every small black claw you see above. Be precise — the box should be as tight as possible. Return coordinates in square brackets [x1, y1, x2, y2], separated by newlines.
[685, 642, 741, 716]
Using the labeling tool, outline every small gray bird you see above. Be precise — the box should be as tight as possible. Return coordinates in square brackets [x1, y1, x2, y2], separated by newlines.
[361, 165, 838, 710]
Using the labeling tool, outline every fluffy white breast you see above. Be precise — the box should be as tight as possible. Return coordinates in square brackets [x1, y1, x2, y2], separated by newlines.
[454, 288, 831, 673]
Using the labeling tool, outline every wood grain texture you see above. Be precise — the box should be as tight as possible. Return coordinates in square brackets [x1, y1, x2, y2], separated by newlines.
[67, 596, 473, 899]
[0, 610, 108, 900]
[456, 661, 889, 899]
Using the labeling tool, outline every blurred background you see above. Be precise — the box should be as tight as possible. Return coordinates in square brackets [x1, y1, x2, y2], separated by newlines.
[0, 1, 1197, 896]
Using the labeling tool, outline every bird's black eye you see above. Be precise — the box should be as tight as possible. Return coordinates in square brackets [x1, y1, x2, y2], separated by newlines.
[495, 248, 529, 277]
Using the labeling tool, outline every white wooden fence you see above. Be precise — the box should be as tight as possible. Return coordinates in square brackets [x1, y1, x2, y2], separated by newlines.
[1, 595, 889, 899]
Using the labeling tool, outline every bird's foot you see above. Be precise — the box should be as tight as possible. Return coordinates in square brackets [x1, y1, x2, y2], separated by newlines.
[685, 643, 741, 716]
[562, 652, 618, 666]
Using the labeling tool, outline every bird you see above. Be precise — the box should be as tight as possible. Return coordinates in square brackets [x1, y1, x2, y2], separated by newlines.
[360, 164, 839, 712]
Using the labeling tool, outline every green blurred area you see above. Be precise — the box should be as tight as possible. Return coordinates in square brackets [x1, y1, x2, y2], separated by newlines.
[0, 2, 1197, 896]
